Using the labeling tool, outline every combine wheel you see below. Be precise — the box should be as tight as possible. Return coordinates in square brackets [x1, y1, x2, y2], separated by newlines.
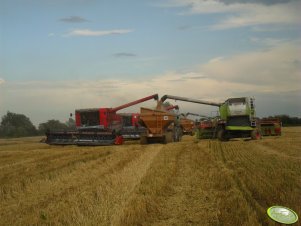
[140, 136, 148, 145]
[251, 129, 261, 140]
[217, 128, 228, 141]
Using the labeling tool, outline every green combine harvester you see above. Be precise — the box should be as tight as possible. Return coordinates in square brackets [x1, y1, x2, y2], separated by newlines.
[160, 95, 261, 141]
[217, 97, 260, 140]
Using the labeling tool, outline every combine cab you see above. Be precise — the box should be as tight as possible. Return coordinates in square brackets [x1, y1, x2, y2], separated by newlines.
[45, 94, 158, 146]
[217, 97, 261, 140]
[259, 118, 282, 136]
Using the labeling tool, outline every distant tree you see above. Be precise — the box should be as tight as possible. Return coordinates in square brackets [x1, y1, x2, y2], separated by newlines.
[0, 111, 37, 138]
[38, 120, 68, 134]
[269, 115, 301, 126]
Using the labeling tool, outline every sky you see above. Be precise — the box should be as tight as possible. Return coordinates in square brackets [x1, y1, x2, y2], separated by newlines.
[0, 0, 300, 126]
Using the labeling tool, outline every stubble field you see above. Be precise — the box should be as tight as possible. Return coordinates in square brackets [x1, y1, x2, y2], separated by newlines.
[0, 127, 300, 226]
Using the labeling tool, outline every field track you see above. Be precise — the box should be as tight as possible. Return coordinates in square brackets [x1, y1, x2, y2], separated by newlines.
[0, 127, 300, 226]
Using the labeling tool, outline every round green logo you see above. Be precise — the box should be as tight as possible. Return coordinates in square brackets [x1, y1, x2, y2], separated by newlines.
[267, 206, 298, 224]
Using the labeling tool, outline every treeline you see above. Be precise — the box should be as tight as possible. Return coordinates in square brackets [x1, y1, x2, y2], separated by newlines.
[0, 111, 75, 138]
[270, 115, 301, 126]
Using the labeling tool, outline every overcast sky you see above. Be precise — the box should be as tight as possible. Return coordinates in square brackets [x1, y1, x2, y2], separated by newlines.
[0, 0, 300, 125]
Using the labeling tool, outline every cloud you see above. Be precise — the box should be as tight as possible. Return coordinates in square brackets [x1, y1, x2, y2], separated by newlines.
[186, 75, 207, 80]
[199, 41, 301, 89]
[65, 29, 133, 37]
[249, 37, 286, 47]
[208, 57, 224, 63]
[221, 0, 294, 5]
[59, 16, 89, 23]
[113, 52, 137, 58]
[180, 72, 207, 80]
[0, 75, 250, 125]
[0, 78, 5, 85]
[164, 0, 301, 29]
[1, 66, 300, 126]
[1, 41, 300, 125]
[212, 2, 301, 30]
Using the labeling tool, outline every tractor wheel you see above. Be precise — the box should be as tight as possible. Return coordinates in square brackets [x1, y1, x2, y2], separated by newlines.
[251, 129, 261, 140]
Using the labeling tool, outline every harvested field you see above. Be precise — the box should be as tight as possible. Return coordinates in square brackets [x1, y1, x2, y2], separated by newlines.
[0, 127, 300, 226]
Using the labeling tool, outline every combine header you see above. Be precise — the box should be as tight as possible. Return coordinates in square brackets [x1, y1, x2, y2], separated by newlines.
[46, 94, 158, 145]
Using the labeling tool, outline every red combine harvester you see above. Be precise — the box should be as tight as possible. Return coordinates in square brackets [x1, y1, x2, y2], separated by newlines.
[45, 94, 158, 145]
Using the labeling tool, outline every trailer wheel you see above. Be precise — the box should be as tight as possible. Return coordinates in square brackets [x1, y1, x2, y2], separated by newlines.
[164, 132, 174, 144]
